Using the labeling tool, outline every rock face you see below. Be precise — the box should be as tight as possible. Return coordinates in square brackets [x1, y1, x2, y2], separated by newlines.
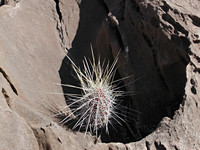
[0, 0, 199, 149]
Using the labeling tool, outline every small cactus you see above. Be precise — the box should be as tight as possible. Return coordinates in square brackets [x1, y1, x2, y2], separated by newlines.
[57, 48, 126, 137]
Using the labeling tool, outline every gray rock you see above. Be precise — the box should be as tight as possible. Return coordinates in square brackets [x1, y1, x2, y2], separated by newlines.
[0, 0, 199, 149]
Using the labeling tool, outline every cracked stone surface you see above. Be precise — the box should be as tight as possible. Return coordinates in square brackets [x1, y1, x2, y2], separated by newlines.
[0, 0, 200, 149]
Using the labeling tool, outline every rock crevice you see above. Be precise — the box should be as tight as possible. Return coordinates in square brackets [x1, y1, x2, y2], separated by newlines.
[0, 0, 199, 149]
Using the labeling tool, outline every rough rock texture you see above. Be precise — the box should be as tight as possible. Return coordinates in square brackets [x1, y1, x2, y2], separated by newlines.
[0, 0, 200, 149]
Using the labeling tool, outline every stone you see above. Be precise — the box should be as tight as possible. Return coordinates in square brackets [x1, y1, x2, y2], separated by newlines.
[0, 0, 200, 149]
[0, 109, 39, 150]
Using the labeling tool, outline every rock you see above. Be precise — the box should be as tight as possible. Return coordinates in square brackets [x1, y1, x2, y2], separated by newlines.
[31, 123, 94, 150]
[0, 109, 39, 150]
[0, 78, 39, 150]
[0, 0, 200, 149]
[58, 0, 80, 49]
